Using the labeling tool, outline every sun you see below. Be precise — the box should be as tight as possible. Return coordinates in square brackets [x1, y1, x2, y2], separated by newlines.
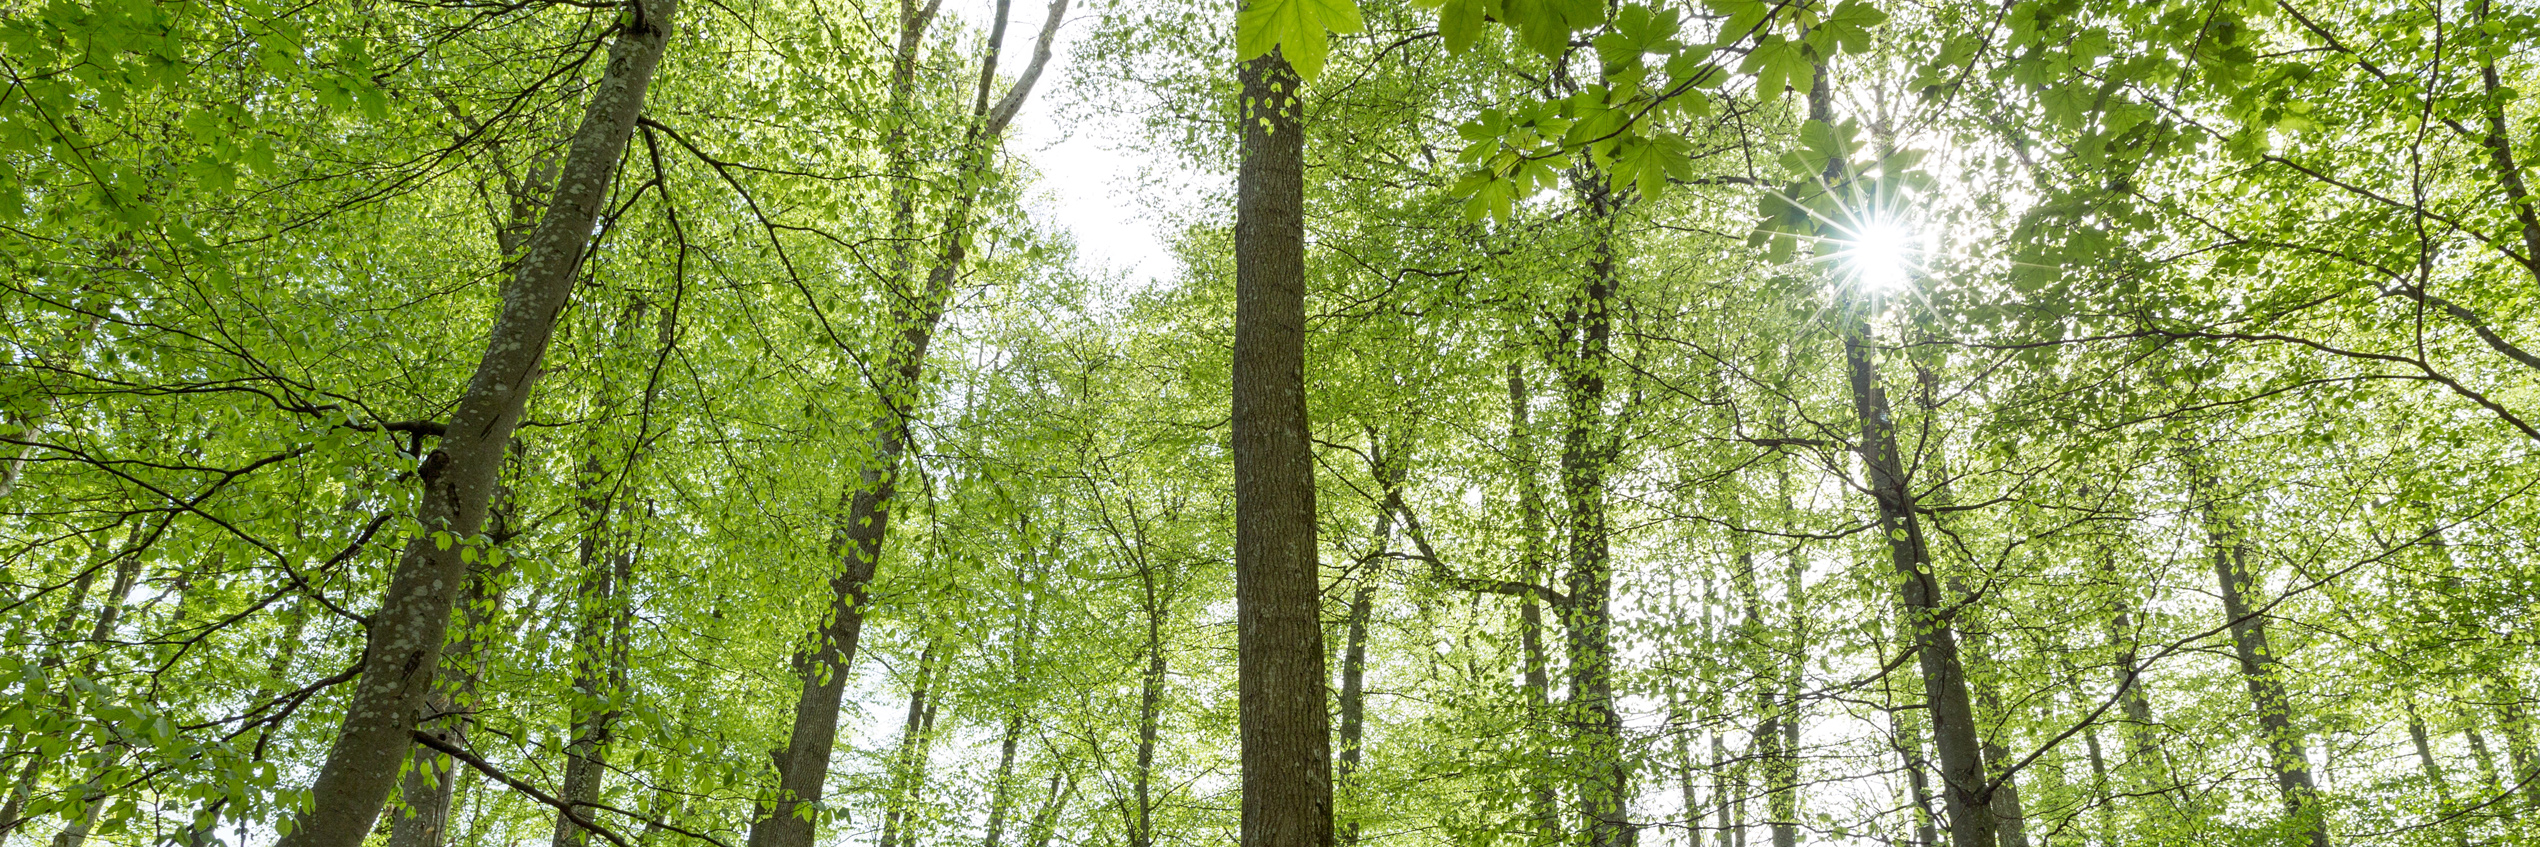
[1842, 217, 1917, 293]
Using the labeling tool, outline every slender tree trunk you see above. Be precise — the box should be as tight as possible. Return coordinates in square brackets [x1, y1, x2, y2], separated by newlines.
[1232, 31, 1333, 847]
[1334, 577, 1376, 847]
[2489, 684, 2540, 811]
[2406, 704, 2469, 847]
[1025, 769, 1076, 847]
[1509, 364, 1563, 845]
[878, 641, 947, 847]
[2200, 501, 2329, 847]
[1557, 177, 1632, 847]
[278, 2, 676, 841]
[1838, 304, 1994, 847]
[983, 713, 1027, 847]
[1895, 711, 1939, 847]
[2465, 727, 2504, 796]
[551, 506, 636, 847]
[0, 534, 116, 839]
[384, 142, 554, 847]
[1671, 696, 1702, 838]
[1711, 732, 1735, 847]
[46, 545, 148, 847]
[746, 7, 1065, 842]
[1132, 567, 1169, 847]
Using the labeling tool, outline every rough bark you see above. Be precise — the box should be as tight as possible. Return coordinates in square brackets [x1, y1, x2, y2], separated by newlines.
[277, 1, 676, 841]
[1232, 39, 1334, 847]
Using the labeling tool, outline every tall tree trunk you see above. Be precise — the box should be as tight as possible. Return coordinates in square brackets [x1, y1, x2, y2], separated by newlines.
[1711, 732, 1735, 847]
[0, 531, 120, 839]
[46, 542, 148, 847]
[2198, 495, 2329, 847]
[1557, 176, 1632, 847]
[551, 501, 637, 847]
[1895, 709, 1939, 847]
[386, 143, 554, 847]
[746, 6, 1065, 843]
[2488, 683, 2540, 811]
[983, 713, 1027, 847]
[1335, 443, 1393, 847]
[878, 641, 947, 847]
[1508, 364, 1563, 845]
[1670, 696, 1702, 838]
[2405, 704, 2469, 847]
[278, 1, 676, 841]
[1839, 303, 1994, 847]
[1232, 29, 1333, 847]
[1132, 566, 1169, 847]
[1025, 768, 1077, 847]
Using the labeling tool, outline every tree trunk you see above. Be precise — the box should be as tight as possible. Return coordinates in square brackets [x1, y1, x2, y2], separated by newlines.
[1895, 710, 1939, 847]
[2489, 684, 2540, 811]
[878, 641, 947, 847]
[278, 1, 676, 841]
[746, 5, 1065, 842]
[1025, 769, 1077, 847]
[2201, 505, 2329, 847]
[2405, 704, 2469, 847]
[550, 503, 636, 847]
[1557, 177, 1632, 847]
[1838, 304, 1995, 847]
[1335, 454, 1391, 847]
[1232, 36, 1333, 847]
[983, 712, 1027, 847]
[1508, 364, 1563, 845]
[1132, 570, 1169, 847]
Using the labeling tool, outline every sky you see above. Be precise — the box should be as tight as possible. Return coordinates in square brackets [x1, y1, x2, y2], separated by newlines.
[978, 1, 1181, 288]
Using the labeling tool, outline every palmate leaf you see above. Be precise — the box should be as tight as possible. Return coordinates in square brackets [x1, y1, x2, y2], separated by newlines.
[1238, 0, 1364, 78]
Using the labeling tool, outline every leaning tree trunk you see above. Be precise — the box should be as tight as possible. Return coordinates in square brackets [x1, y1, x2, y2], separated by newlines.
[2197, 492, 2329, 847]
[277, 1, 676, 842]
[387, 145, 552, 847]
[1807, 63, 1992, 847]
[1231, 33, 1333, 847]
[2405, 704, 2470, 847]
[877, 640, 947, 847]
[745, 6, 1066, 843]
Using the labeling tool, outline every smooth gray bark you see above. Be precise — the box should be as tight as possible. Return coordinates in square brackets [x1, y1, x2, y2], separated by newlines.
[277, 1, 677, 841]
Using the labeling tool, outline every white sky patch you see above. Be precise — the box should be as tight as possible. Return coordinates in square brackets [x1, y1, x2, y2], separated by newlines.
[946, 0, 1180, 290]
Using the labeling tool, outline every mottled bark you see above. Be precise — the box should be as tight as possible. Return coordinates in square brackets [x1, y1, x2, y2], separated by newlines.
[1508, 364, 1563, 844]
[278, 1, 677, 841]
[746, 5, 1065, 842]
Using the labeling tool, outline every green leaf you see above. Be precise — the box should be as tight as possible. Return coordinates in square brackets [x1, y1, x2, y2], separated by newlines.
[1238, 0, 1363, 78]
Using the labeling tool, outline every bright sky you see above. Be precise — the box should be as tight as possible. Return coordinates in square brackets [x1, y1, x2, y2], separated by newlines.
[981, 1, 1180, 287]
